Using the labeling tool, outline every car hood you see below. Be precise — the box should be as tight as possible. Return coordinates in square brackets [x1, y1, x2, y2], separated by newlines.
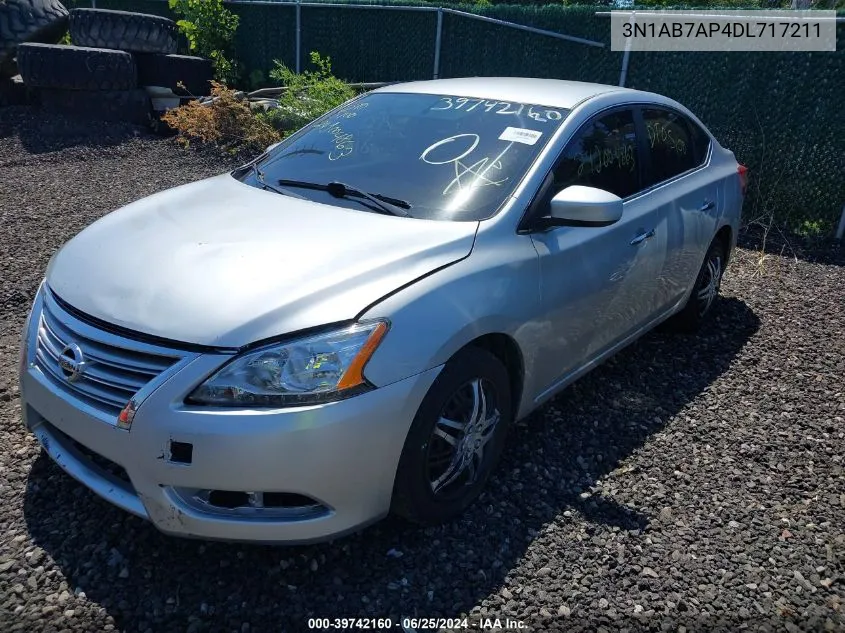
[46, 174, 478, 347]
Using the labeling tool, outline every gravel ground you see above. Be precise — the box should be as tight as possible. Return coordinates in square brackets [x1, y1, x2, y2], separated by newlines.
[0, 107, 843, 633]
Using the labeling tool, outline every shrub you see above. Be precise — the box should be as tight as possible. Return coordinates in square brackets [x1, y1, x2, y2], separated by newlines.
[161, 81, 280, 155]
[265, 51, 355, 133]
[161, 51, 352, 155]
[247, 69, 266, 91]
[168, 0, 240, 85]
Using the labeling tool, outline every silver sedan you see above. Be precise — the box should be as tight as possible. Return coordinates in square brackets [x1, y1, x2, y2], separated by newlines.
[19, 78, 746, 543]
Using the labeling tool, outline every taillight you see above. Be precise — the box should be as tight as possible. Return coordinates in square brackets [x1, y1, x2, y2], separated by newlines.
[737, 164, 749, 197]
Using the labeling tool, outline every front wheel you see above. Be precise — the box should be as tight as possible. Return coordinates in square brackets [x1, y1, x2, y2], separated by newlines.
[392, 347, 512, 525]
[667, 238, 726, 332]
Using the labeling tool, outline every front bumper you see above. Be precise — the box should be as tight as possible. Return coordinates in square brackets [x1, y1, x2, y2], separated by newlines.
[20, 290, 440, 544]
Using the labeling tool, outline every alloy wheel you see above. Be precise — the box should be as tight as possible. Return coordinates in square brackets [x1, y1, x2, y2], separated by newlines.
[696, 252, 723, 317]
[425, 378, 501, 499]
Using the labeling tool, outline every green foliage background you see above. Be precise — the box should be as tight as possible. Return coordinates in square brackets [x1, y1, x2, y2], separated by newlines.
[261, 51, 356, 131]
[168, 0, 240, 83]
[68, 0, 844, 233]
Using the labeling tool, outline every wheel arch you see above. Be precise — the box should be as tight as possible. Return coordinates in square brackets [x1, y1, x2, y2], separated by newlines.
[715, 224, 733, 265]
[456, 332, 525, 421]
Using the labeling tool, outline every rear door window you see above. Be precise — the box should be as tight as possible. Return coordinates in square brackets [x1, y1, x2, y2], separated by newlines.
[641, 107, 709, 187]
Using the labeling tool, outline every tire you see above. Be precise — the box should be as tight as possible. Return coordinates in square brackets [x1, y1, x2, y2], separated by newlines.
[392, 346, 513, 525]
[0, 0, 69, 76]
[135, 53, 213, 96]
[17, 42, 137, 90]
[69, 8, 177, 55]
[39, 87, 151, 125]
[666, 238, 727, 332]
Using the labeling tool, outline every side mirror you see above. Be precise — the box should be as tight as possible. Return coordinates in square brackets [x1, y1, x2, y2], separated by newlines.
[543, 185, 623, 228]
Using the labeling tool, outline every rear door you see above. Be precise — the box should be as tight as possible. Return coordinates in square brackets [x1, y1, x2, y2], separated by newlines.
[636, 106, 717, 306]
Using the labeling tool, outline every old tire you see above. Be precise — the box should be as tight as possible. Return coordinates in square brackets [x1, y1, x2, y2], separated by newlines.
[40, 87, 151, 125]
[392, 347, 513, 526]
[0, 0, 69, 76]
[69, 8, 177, 54]
[136, 53, 213, 96]
[17, 42, 137, 90]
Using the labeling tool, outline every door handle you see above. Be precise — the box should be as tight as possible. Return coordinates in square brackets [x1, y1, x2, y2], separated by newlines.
[699, 200, 715, 212]
[630, 229, 655, 246]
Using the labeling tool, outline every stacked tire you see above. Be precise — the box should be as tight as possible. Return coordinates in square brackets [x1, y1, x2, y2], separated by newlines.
[0, 0, 68, 105]
[0, 0, 68, 77]
[13, 6, 212, 126]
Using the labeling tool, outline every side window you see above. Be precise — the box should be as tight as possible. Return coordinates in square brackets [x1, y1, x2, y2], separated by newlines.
[641, 108, 706, 186]
[687, 117, 711, 165]
[552, 110, 639, 199]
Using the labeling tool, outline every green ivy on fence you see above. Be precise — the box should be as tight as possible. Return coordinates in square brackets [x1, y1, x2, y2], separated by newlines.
[70, 0, 845, 233]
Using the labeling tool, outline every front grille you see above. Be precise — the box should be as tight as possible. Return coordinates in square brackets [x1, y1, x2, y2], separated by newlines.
[34, 292, 184, 416]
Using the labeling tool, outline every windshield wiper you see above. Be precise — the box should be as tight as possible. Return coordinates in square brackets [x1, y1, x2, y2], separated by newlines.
[277, 179, 411, 217]
[252, 165, 305, 199]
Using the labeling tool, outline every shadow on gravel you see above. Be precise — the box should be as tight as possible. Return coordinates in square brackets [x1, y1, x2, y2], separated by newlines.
[0, 106, 151, 155]
[22, 297, 760, 632]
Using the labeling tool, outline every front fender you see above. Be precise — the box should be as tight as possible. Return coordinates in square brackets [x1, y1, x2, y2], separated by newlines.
[360, 231, 543, 419]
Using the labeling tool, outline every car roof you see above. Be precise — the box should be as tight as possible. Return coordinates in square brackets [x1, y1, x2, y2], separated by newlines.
[374, 77, 641, 110]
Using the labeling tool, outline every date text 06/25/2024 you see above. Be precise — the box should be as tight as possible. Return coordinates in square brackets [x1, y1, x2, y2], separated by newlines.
[307, 617, 528, 630]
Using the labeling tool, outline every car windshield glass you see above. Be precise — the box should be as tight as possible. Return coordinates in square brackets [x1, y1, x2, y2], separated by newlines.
[235, 92, 569, 221]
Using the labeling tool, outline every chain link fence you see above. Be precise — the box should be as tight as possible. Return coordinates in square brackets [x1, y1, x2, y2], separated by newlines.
[65, 0, 844, 234]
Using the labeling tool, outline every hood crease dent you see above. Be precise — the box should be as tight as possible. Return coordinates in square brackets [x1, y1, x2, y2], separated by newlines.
[47, 174, 478, 347]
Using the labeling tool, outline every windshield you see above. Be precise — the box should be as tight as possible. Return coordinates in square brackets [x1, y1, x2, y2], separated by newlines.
[235, 92, 569, 221]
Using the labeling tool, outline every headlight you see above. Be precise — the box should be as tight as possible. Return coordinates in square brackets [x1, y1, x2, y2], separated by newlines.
[187, 320, 389, 406]
[19, 280, 44, 376]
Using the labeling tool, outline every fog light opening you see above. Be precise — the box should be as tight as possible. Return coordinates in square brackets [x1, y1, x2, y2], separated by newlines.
[207, 490, 249, 509]
[263, 492, 319, 508]
[173, 487, 329, 519]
